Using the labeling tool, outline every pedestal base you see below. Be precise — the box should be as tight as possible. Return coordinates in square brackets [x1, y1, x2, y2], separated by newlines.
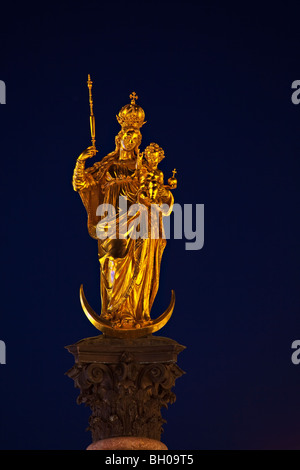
[87, 436, 168, 450]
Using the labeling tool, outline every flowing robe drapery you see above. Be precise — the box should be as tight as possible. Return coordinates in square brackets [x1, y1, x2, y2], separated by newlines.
[76, 154, 173, 325]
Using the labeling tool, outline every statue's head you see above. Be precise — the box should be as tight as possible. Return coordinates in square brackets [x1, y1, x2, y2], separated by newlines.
[120, 128, 141, 151]
[116, 92, 146, 132]
[144, 143, 165, 168]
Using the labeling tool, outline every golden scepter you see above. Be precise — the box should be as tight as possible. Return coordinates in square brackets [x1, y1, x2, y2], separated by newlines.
[87, 74, 96, 153]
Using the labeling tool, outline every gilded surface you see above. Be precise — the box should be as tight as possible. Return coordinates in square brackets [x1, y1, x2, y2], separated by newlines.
[73, 81, 177, 337]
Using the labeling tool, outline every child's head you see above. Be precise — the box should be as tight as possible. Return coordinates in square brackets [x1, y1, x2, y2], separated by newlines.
[144, 143, 165, 167]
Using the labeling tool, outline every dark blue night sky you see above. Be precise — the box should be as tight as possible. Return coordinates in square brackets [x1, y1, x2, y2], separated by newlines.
[0, 1, 299, 450]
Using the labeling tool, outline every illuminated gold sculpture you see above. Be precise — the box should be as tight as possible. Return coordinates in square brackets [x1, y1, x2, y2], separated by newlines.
[73, 79, 177, 338]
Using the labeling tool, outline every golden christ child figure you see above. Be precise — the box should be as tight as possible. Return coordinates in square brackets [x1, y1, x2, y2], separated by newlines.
[72, 87, 177, 338]
[137, 143, 177, 204]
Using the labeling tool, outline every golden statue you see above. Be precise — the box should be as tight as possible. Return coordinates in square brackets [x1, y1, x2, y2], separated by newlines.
[73, 80, 177, 338]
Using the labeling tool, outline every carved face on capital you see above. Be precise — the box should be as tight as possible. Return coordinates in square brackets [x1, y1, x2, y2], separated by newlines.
[120, 129, 140, 151]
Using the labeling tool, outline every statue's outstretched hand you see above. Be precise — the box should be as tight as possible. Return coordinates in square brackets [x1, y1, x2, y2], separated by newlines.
[78, 145, 97, 161]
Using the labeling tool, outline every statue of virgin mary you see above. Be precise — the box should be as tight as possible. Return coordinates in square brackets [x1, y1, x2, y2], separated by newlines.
[73, 93, 176, 335]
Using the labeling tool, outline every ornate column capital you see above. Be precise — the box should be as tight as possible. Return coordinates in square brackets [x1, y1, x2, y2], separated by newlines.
[66, 335, 185, 445]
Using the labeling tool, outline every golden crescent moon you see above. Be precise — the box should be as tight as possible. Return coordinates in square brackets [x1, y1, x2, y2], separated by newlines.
[79, 284, 175, 339]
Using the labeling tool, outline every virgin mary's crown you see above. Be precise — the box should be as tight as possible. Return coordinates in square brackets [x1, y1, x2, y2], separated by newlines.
[116, 92, 146, 130]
